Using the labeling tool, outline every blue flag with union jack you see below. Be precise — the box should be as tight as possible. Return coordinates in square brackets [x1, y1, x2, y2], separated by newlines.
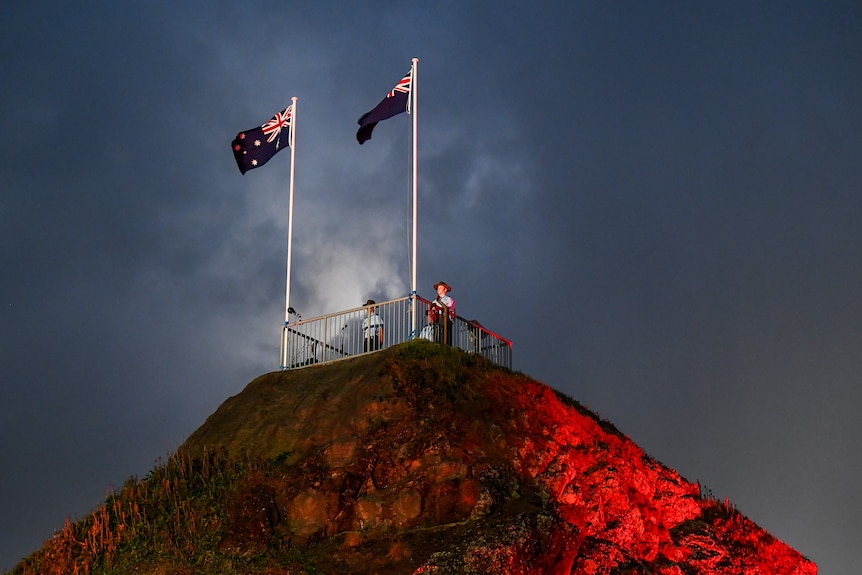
[356, 71, 412, 144]
[232, 106, 292, 174]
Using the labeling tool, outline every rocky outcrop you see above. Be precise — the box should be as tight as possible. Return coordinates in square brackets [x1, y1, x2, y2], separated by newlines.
[178, 341, 816, 574]
[14, 341, 815, 574]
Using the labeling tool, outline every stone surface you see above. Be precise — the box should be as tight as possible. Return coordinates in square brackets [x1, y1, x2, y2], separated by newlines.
[179, 342, 816, 574]
[14, 341, 817, 574]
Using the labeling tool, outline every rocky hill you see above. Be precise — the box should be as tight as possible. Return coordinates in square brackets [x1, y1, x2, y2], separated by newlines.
[11, 341, 816, 574]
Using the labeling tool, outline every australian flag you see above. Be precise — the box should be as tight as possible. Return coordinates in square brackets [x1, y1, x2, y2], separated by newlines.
[356, 70, 412, 144]
[232, 105, 292, 174]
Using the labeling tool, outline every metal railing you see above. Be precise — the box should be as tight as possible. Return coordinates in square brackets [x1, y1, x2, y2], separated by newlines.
[280, 295, 512, 370]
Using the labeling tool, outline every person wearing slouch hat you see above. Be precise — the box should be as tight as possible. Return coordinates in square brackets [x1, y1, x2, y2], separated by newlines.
[429, 281, 456, 346]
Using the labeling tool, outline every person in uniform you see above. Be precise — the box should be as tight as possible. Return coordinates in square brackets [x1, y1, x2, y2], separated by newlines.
[429, 281, 456, 346]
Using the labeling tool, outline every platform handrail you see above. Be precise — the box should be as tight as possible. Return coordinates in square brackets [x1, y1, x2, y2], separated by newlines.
[280, 295, 512, 370]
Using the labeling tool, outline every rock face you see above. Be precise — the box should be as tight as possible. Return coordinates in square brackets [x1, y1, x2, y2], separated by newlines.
[14, 341, 816, 574]
[178, 341, 816, 574]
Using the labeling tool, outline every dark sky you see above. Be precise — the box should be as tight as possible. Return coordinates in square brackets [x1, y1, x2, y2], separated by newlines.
[2, 2, 859, 572]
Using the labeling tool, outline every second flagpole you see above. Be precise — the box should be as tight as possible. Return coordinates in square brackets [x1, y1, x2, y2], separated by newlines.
[281, 96, 298, 368]
[411, 57, 419, 337]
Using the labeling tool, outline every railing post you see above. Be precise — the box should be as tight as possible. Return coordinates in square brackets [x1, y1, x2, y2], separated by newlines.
[280, 323, 287, 370]
[410, 291, 417, 339]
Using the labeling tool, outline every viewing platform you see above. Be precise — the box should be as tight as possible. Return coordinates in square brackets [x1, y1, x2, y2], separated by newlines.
[280, 295, 512, 370]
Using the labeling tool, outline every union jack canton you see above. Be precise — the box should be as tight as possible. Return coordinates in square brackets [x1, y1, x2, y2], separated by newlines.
[231, 105, 293, 175]
[356, 70, 413, 145]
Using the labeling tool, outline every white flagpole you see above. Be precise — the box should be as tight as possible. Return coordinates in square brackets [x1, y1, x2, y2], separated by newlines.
[281, 96, 298, 368]
[411, 58, 419, 337]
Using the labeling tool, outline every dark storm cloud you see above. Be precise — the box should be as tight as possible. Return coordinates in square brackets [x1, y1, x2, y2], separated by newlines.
[2, 2, 860, 572]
